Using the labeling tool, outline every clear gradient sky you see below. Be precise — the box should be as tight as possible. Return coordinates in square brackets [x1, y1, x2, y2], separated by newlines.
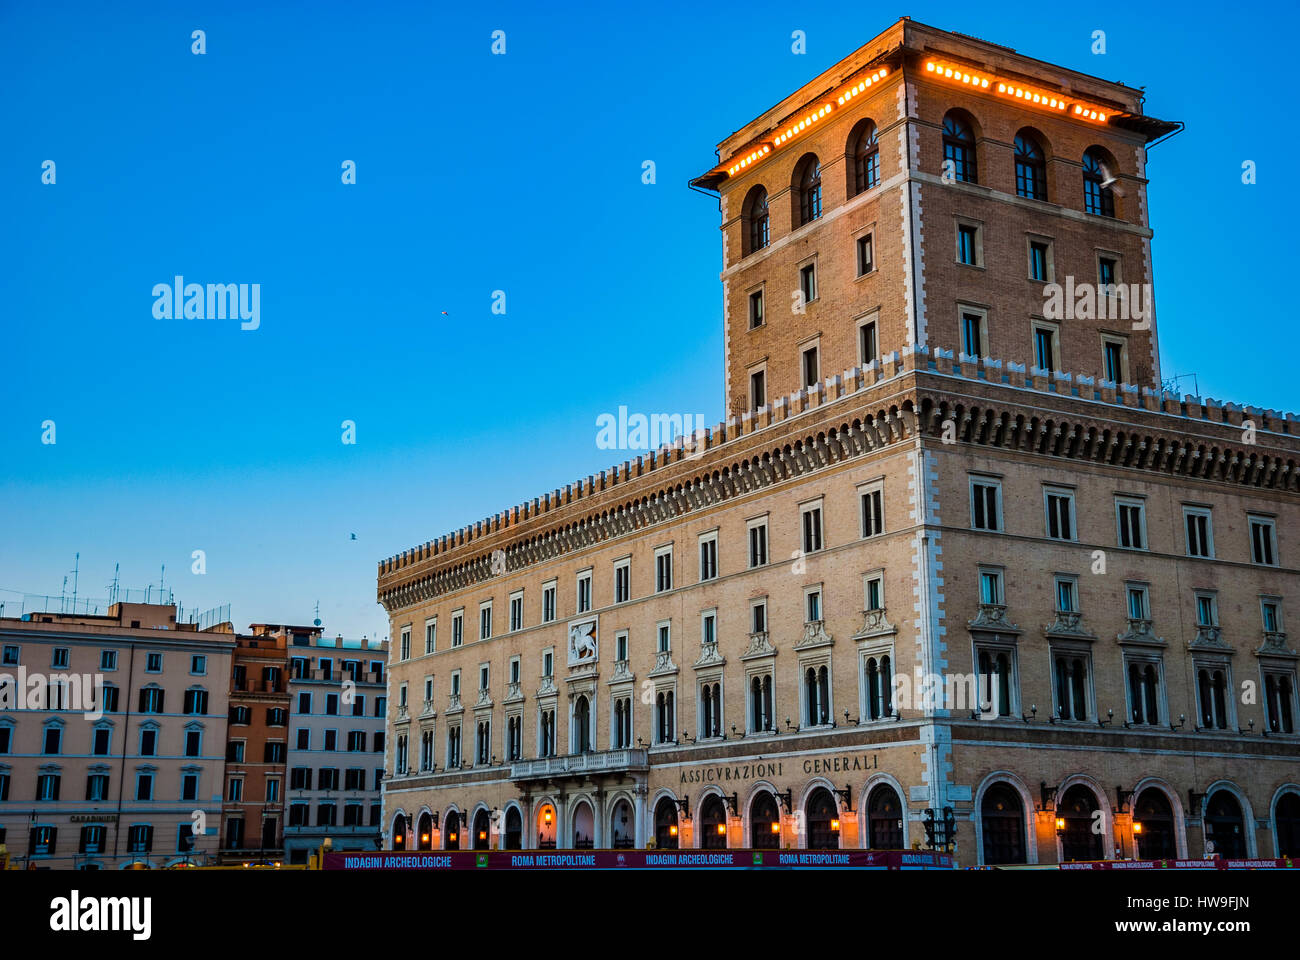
[2, 0, 1296, 642]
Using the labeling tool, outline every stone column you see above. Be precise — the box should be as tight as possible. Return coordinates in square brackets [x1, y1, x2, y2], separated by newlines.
[633, 784, 648, 848]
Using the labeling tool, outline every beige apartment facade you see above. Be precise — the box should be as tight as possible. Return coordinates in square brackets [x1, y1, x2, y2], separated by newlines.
[0, 603, 234, 868]
[377, 20, 1300, 866]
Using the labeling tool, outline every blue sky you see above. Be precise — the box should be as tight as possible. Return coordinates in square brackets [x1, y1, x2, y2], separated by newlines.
[1, 0, 1295, 642]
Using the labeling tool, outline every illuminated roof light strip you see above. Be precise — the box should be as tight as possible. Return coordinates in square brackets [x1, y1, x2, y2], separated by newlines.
[772, 102, 834, 148]
[836, 65, 889, 106]
[727, 144, 772, 176]
[925, 60, 991, 90]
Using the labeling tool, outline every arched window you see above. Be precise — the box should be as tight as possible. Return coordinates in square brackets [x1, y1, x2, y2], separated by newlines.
[1204, 790, 1246, 858]
[700, 795, 728, 849]
[981, 783, 1026, 864]
[865, 655, 893, 719]
[942, 112, 977, 183]
[866, 785, 904, 849]
[750, 792, 781, 849]
[572, 801, 594, 849]
[392, 813, 408, 850]
[504, 807, 523, 850]
[795, 156, 822, 226]
[1014, 132, 1047, 200]
[610, 799, 634, 849]
[1133, 789, 1176, 859]
[473, 808, 491, 850]
[744, 186, 769, 255]
[654, 797, 679, 849]
[1058, 785, 1103, 861]
[416, 812, 433, 850]
[1082, 148, 1116, 217]
[536, 803, 556, 849]
[750, 675, 773, 732]
[805, 788, 840, 849]
[850, 122, 880, 195]
[1275, 791, 1300, 858]
[574, 695, 591, 753]
[1129, 663, 1159, 725]
[444, 810, 461, 850]
[978, 649, 1011, 717]
[805, 666, 830, 725]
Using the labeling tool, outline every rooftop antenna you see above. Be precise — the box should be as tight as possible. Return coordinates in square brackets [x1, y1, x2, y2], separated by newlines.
[71, 552, 80, 614]
[108, 563, 120, 606]
[313, 601, 321, 628]
[60, 575, 68, 613]
[159, 563, 165, 601]
[1162, 372, 1200, 396]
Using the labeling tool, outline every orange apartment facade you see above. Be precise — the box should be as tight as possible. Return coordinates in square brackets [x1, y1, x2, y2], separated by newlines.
[375, 20, 1299, 865]
[219, 623, 293, 861]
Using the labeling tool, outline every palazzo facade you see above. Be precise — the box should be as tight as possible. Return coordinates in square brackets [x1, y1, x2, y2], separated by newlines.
[376, 19, 1300, 865]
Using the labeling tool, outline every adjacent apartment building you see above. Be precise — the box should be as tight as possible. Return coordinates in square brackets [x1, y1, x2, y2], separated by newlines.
[376, 19, 1300, 865]
[284, 632, 387, 863]
[219, 623, 292, 862]
[0, 602, 233, 868]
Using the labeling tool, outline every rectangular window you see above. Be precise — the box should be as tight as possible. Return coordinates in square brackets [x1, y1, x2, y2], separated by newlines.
[961, 311, 985, 358]
[801, 502, 824, 553]
[1098, 256, 1118, 288]
[957, 223, 981, 266]
[657, 623, 671, 654]
[479, 602, 492, 640]
[100, 650, 117, 671]
[802, 345, 819, 388]
[860, 484, 884, 538]
[805, 588, 822, 623]
[856, 234, 874, 276]
[576, 573, 592, 614]
[799, 263, 817, 304]
[655, 546, 673, 593]
[1044, 487, 1075, 540]
[857, 319, 878, 368]
[542, 583, 557, 623]
[1127, 584, 1150, 620]
[1250, 516, 1277, 566]
[1033, 325, 1057, 372]
[614, 559, 630, 604]
[1055, 577, 1078, 613]
[698, 533, 718, 582]
[1029, 240, 1051, 281]
[980, 569, 1003, 605]
[865, 575, 883, 611]
[1117, 497, 1147, 550]
[451, 610, 464, 646]
[749, 370, 766, 412]
[751, 599, 767, 633]
[543, 650, 554, 677]
[970, 477, 1002, 531]
[1102, 337, 1127, 383]
[425, 618, 437, 654]
[701, 611, 716, 647]
[1184, 507, 1214, 558]
[748, 518, 768, 568]
[1196, 593, 1218, 627]
[749, 289, 764, 328]
[1, 646, 18, 666]
[1262, 599, 1281, 634]
[146, 652, 162, 672]
[509, 592, 523, 631]
[400, 629, 410, 661]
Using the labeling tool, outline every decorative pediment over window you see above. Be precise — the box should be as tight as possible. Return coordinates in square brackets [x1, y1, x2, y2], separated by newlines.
[852, 608, 896, 640]
[1256, 630, 1297, 661]
[1188, 625, 1233, 653]
[693, 641, 725, 669]
[648, 650, 678, 678]
[795, 620, 833, 651]
[1116, 617, 1166, 648]
[968, 603, 1021, 635]
[741, 631, 776, 661]
[1043, 611, 1096, 642]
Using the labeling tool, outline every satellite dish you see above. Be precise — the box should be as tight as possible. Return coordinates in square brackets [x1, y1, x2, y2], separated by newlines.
[313, 618, 322, 627]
